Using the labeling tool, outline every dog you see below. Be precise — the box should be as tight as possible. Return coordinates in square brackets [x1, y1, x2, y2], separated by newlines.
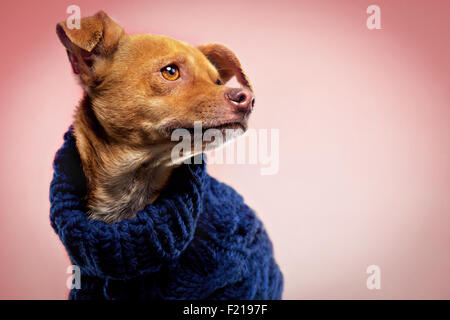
[56, 11, 255, 223]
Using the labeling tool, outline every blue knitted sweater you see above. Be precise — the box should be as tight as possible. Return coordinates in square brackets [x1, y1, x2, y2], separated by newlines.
[49, 129, 283, 300]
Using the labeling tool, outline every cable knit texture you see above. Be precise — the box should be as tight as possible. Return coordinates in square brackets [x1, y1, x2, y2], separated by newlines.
[49, 128, 283, 300]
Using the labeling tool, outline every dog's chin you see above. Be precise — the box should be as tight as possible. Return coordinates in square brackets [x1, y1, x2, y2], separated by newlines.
[160, 119, 249, 165]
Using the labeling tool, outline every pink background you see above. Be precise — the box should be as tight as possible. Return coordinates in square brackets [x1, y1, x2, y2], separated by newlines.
[0, 0, 449, 299]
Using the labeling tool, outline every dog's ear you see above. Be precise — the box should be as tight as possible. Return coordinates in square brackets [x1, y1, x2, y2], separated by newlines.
[198, 43, 253, 91]
[56, 11, 124, 86]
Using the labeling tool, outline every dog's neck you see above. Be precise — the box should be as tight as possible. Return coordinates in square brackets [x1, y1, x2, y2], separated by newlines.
[73, 96, 177, 223]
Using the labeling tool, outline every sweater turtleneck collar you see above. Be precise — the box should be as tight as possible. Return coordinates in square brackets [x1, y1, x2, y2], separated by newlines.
[50, 127, 208, 280]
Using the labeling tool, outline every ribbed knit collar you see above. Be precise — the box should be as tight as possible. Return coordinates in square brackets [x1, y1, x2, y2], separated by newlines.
[50, 128, 208, 280]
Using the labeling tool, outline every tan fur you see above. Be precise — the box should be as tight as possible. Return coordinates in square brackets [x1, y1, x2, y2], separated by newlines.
[57, 11, 254, 223]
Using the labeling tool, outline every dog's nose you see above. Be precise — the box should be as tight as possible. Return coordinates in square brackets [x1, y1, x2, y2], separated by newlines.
[226, 88, 255, 113]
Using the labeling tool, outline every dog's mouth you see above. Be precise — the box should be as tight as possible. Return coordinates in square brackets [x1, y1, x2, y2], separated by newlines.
[200, 120, 247, 132]
[164, 119, 248, 137]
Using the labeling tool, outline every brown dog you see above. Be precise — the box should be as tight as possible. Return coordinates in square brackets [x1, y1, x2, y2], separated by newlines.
[56, 11, 254, 223]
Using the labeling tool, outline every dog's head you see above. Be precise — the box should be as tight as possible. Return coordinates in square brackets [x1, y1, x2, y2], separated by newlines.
[57, 11, 254, 156]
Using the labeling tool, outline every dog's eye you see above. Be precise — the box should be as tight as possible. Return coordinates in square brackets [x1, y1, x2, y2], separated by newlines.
[215, 79, 222, 85]
[161, 65, 180, 81]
